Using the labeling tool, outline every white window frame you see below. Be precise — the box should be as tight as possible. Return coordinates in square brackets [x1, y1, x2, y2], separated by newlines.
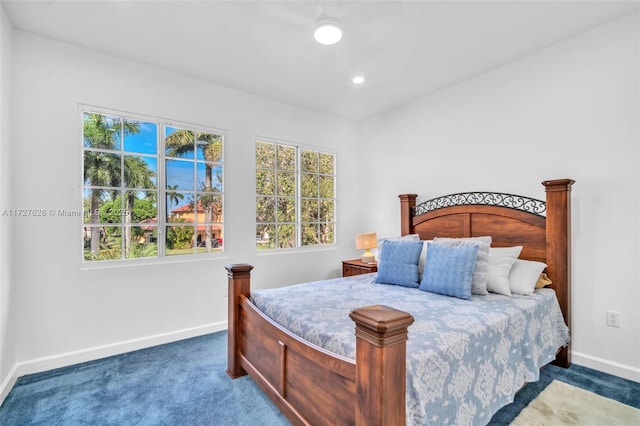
[81, 105, 226, 265]
[255, 137, 337, 251]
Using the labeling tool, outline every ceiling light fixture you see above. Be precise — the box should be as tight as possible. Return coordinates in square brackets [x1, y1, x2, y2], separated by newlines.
[314, 17, 342, 45]
[352, 75, 366, 85]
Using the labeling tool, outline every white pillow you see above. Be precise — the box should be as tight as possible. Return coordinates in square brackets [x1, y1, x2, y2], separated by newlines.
[433, 236, 492, 295]
[487, 246, 523, 296]
[417, 240, 433, 280]
[509, 259, 547, 295]
[490, 246, 523, 257]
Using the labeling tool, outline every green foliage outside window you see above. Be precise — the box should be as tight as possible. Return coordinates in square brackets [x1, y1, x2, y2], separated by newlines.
[166, 221, 195, 250]
[256, 140, 336, 249]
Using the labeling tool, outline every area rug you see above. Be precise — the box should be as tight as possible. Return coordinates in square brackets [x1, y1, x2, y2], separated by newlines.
[510, 379, 640, 425]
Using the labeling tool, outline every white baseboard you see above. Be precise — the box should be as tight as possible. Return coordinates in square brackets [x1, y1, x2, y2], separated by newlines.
[0, 363, 19, 407]
[572, 351, 640, 383]
[0, 321, 227, 406]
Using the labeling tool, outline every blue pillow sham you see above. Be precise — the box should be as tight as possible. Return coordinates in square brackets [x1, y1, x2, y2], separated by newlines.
[419, 242, 479, 300]
[375, 240, 424, 288]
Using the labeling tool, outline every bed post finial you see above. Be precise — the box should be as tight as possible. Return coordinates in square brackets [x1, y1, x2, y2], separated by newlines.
[350, 305, 414, 426]
[542, 179, 574, 368]
[399, 194, 417, 236]
[225, 263, 254, 378]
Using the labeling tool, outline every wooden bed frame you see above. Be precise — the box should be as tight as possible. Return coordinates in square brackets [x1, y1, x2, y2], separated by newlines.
[226, 178, 574, 426]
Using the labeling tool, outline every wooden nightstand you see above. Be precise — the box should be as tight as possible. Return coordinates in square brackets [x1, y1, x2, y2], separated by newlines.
[342, 259, 378, 277]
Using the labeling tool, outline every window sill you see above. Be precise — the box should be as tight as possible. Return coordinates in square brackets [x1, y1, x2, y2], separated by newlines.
[79, 253, 230, 271]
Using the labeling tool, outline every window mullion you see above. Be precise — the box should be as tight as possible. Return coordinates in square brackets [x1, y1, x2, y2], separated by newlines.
[157, 124, 166, 257]
[120, 120, 126, 259]
[193, 138, 198, 254]
[295, 147, 301, 248]
[274, 167, 279, 249]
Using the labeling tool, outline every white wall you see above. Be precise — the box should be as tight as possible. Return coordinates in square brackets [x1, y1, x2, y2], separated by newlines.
[0, 2, 17, 402]
[8, 31, 362, 375]
[360, 13, 640, 382]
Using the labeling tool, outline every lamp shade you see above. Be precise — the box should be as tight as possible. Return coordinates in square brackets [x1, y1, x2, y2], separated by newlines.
[355, 232, 377, 263]
[355, 232, 377, 250]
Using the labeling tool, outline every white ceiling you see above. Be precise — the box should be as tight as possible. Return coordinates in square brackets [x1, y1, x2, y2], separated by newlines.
[3, 0, 639, 121]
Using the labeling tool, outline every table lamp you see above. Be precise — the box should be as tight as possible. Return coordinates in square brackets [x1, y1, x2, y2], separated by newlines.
[355, 232, 377, 264]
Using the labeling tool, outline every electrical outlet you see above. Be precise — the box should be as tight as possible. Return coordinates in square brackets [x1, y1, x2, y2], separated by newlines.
[606, 310, 620, 328]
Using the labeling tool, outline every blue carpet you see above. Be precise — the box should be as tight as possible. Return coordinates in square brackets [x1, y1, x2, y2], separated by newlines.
[1, 331, 638, 425]
[0, 332, 289, 425]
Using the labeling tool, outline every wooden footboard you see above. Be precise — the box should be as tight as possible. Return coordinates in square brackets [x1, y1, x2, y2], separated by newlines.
[226, 264, 414, 426]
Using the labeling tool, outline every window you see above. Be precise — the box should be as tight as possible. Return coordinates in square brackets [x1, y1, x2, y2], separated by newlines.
[256, 140, 335, 249]
[82, 109, 224, 262]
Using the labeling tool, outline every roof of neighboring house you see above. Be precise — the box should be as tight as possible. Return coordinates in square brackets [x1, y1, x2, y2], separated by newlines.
[139, 217, 158, 231]
[171, 201, 218, 215]
[171, 203, 200, 214]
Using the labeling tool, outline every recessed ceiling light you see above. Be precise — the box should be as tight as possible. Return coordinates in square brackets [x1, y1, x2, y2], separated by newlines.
[352, 76, 366, 85]
[314, 17, 342, 45]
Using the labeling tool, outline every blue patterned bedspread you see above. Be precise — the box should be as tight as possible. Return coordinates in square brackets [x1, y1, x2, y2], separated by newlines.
[251, 273, 570, 426]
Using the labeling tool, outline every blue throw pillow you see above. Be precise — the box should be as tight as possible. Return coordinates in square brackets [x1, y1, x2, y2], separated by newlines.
[419, 242, 479, 300]
[375, 240, 424, 288]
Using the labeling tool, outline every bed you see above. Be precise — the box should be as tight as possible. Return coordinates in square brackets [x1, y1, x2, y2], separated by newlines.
[226, 178, 574, 425]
